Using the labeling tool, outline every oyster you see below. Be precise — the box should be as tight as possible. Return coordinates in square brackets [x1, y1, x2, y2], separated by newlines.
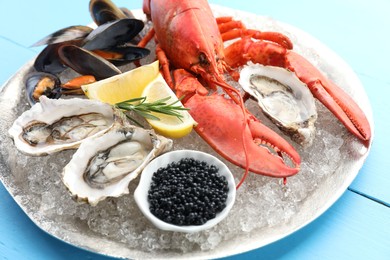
[62, 125, 172, 206]
[239, 63, 317, 146]
[8, 96, 115, 155]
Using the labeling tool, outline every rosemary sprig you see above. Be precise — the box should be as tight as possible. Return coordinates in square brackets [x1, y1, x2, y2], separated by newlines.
[115, 96, 189, 126]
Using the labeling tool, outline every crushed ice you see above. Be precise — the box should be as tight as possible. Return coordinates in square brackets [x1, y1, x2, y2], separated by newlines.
[0, 83, 353, 254]
[0, 7, 367, 256]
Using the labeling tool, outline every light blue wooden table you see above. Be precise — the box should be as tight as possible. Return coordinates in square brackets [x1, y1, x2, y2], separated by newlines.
[1, 0, 389, 259]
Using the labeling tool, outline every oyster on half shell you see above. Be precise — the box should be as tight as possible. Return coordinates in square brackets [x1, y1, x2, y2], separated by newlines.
[239, 64, 318, 146]
[62, 125, 172, 206]
[8, 96, 115, 155]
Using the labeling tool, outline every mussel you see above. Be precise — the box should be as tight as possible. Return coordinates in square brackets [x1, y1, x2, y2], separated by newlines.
[82, 18, 144, 50]
[33, 26, 94, 74]
[31, 25, 93, 47]
[34, 40, 83, 74]
[89, 0, 128, 26]
[29, 0, 150, 105]
[25, 72, 61, 106]
[34, 18, 147, 75]
[58, 44, 121, 80]
[89, 0, 142, 44]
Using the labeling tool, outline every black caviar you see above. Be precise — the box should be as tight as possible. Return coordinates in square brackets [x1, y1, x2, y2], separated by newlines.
[148, 157, 229, 226]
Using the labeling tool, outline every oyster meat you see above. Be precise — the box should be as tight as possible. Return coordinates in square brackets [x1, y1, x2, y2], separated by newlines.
[62, 125, 172, 206]
[8, 96, 115, 155]
[239, 64, 318, 146]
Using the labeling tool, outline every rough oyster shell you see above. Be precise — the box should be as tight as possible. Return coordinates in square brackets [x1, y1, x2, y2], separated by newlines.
[61, 125, 173, 206]
[8, 96, 115, 155]
[239, 64, 318, 146]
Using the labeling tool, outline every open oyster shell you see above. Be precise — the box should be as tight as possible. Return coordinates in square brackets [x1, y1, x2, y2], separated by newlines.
[8, 96, 116, 156]
[239, 63, 318, 146]
[62, 125, 173, 206]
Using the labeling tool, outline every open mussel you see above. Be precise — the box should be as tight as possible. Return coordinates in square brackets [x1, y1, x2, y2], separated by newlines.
[82, 18, 144, 50]
[33, 18, 147, 76]
[29, 1, 149, 104]
[34, 40, 84, 75]
[58, 44, 121, 80]
[55, 20, 149, 78]
[88, 0, 142, 44]
[34, 43, 68, 74]
[81, 18, 149, 65]
[89, 0, 127, 25]
[25, 72, 61, 106]
[32, 26, 93, 74]
[31, 25, 93, 47]
[25, 70, 95, 106]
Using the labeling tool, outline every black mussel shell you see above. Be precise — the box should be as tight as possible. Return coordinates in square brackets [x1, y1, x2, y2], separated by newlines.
[94, 46, 150, 66]
[82, 18, 144, 50]
[25, 72, 61, 106]
[34, 43, 67, 74]
[58, 44, 121, 80]
[120, 7, 142, 44]
[34, 40, 83, 75]
[119, 7, 136, 19]
[31, 25, 93, 47]
[119, 8, 142, 44]
[89, 0, 127, 26]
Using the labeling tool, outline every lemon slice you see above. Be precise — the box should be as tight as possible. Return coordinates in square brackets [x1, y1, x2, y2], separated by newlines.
[142, 74, 197, 138]
[81, 61, 159, 104]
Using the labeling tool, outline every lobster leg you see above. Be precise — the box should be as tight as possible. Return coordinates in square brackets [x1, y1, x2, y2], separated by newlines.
[137, 27, 155, 48]
[217, 16, 293, 49]
[173, 70, 300, 188]
[224, 37, 371, 144]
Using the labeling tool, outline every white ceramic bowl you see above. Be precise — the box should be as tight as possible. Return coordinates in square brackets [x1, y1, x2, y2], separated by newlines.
[134, 150, 236, 233]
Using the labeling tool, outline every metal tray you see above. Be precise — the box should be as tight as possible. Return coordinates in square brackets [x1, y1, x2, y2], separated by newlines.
[0, 5, 373, 259]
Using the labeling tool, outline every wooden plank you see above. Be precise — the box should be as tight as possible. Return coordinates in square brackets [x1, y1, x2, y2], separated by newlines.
[349, 75, 390, 205]
[1, 0, 389, 84]
[1, 185, 388, 259]
[1, 1, 389, 259]
[0, 183, 113, 260]
[227, 190, 390, 259]
[210, 0, 390, 83]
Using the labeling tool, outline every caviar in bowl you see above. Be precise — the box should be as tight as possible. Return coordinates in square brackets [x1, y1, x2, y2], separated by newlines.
[134, 150, 236, 233]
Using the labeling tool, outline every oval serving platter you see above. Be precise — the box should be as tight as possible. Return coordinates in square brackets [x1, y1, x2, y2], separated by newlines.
[0, 5, 373, 259]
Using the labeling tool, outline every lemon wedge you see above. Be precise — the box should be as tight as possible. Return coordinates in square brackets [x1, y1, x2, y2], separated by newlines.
[142, 74, 197, 138]
[81, 61, 160, 104]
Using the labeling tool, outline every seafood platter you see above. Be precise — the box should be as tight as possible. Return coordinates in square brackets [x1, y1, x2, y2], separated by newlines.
[0, 0, 373, 259]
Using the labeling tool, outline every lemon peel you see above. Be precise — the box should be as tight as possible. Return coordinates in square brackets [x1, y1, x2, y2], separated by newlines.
[141, 74, 196, 138]
[81, 61, 159, 104]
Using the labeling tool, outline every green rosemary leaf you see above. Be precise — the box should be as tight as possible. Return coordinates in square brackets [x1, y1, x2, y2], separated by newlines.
[125, 114, 143, 127]
[115, 96, 188, 122]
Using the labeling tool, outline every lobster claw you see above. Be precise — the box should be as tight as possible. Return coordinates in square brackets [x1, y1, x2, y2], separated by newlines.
[173, 69, 300, 180]
[224, 38, 371, 145]
[285, 51, 371, 144]
[184, 93, 300, 178]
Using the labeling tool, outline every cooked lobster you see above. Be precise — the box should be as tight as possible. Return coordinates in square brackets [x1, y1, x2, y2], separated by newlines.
[139, 0, 371, 188]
